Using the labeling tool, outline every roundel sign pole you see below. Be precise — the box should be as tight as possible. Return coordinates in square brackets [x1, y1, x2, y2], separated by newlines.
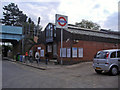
[55, 14, 68, 65]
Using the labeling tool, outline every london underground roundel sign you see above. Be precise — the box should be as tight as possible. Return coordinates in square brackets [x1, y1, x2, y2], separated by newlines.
[55, 14, 68, 29]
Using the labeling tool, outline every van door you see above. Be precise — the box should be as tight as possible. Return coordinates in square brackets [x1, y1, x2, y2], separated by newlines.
[117, 51, 120, 71]
[109, 51, 117, 65]
[94, 51, 108, 65]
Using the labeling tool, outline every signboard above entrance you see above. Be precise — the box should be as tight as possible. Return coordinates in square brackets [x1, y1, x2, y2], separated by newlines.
[55, 14, 68, 29]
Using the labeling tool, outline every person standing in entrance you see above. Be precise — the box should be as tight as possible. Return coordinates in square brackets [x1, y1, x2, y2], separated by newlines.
[45, 53, 49, 65]
[35, 51, 40, 65]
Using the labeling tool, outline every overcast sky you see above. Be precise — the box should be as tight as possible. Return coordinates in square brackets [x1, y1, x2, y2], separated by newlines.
[1, 0, 119, 31]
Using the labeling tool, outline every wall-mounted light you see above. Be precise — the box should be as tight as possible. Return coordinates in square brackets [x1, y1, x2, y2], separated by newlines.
[66, 38, 70, 42]
[73, 40, 79, 44]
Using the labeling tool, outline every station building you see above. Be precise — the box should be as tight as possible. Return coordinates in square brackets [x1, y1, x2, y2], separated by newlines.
[31, 23, 120, 64]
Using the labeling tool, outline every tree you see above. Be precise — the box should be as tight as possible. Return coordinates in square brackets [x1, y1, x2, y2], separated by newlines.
[37, 17, 40, 25]
[2, 3, 27, 26]
[75, 19, 100, 31]
[28, 18, 32, 24]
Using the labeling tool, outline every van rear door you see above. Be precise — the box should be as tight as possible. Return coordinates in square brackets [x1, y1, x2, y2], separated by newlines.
[94, 51, 108, 65]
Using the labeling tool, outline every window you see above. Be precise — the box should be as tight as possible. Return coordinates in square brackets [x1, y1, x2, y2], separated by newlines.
[49, 24, 51, 29]
[110, 52, 116, 58]
[51, 24, 53, 28]
[117, 51, 120, 58]
[49, 29, 51, 37]
[54, 25, 56, 37]
[54, 26, 56, 30]
[53, 44, 57, 56]
[50, 28, 53, 37]
[94, 51, 108, 59]
[47, 45, 52, 52]
[54, 33, 56, 37]
[46, 29, 48, 37]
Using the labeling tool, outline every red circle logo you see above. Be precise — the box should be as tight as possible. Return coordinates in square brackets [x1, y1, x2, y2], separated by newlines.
[58, 17, 67, 26]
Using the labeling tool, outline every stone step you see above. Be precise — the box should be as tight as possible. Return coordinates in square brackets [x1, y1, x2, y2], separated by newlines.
[49, 59, 57, 62]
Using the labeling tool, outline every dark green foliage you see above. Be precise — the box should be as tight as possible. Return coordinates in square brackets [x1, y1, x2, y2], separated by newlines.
[75, 19, 101, 31]
[2, 3, 27, 26]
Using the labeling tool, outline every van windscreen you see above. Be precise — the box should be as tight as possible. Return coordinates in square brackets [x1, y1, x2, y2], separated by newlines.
[94, 51, 108, 59]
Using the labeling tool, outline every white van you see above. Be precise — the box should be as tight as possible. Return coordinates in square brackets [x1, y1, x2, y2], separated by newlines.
[93, 49, 120, 76]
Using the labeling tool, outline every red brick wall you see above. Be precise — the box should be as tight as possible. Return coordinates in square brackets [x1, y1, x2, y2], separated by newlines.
[31, 40, 119, 64]
[57, 40, 119, 63]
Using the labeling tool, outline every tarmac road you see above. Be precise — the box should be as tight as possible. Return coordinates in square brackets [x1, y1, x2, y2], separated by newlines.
[2, 60, 118, 88]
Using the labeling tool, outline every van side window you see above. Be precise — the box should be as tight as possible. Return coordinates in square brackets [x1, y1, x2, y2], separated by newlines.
[117, 51, 120, 58]
[110, 52, 116, 58]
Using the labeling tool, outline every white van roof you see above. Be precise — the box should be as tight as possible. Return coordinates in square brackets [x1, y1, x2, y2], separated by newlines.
[102, 49, 120, 52]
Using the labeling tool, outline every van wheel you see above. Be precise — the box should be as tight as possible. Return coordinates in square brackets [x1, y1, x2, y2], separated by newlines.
[109, 67, 118, 76]
[95, 69, 102, 74]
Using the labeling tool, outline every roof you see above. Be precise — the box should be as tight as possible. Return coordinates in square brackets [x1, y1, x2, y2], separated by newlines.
[65, 28, 120, 40]
[1, 25, 22, 35]
[47, 23, 120, 40]
[65, 24, 120, 40]
[0, 25, 23, 41]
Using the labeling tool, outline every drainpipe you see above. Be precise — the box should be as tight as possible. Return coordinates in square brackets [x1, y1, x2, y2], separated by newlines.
[70, 34, 73, 64]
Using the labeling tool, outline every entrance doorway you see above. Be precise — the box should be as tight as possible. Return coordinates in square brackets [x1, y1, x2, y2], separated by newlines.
[46, 43, 57, 59]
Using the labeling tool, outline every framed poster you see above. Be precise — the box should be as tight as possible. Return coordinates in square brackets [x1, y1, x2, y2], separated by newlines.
[67, 48, 71, 58]
[60, 48, 66, 57]
[72, 48, 77, 58]
[78, 48, 83, 57]
[40, 49, 44, 57]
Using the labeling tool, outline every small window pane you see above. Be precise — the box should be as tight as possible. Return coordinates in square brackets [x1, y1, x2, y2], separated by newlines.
[117, 51, 120, 58]
[110, 52, 116, 58]
[46, 29, 48, 37]
[51, 24, 52, 28]
[54, 26, 56, 30]
[54, 33, 56, 37]
[47, 45, 52, 52]
[50, 29, 53, 37]
[49, 25, 50, 29]
[49, 29, 50, 36]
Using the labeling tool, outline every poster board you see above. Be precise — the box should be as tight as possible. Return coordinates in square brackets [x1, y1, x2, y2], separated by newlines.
[78, 48, 83, 57]
[67, 48, 71, 58]
[72, 48, 77, 58]
[60, 48, 66, 57]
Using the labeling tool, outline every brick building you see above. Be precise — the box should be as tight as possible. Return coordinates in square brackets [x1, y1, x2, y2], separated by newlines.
[31, 23, 120, 64]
